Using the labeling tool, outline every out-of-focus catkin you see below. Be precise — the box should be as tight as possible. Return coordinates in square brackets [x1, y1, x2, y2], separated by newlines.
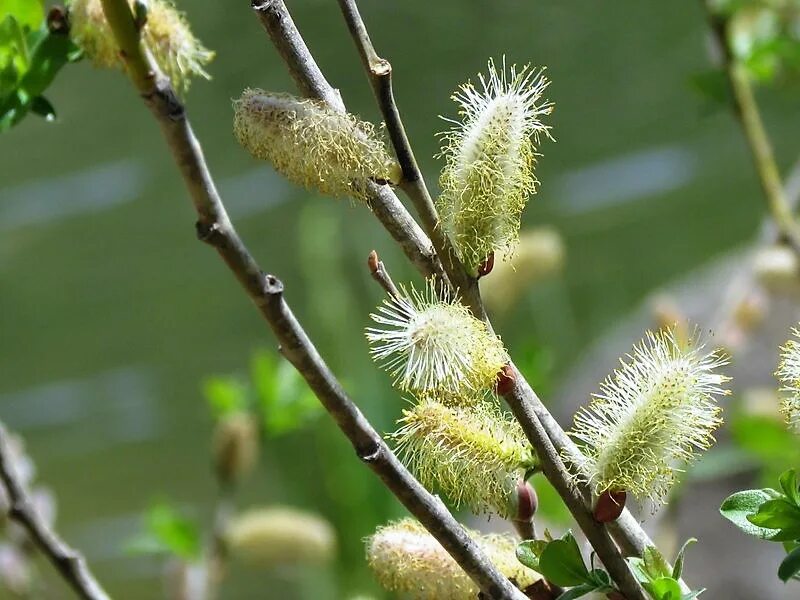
[225, 507, 336, 567]
[68, 0, 213, 94]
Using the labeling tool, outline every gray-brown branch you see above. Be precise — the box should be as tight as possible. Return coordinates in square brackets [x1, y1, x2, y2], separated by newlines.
[254, 0, 651, 595]
[97, 1, 525, 597]
[251, 0, 444, 283]
[0, 423, 110, 600]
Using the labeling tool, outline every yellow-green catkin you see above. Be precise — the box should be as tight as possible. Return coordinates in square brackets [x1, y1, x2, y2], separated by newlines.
[224, 507, 336, 567]
[366, 280, 508, 400]
[365, 518, 540, 599]
[437, 57, 553, 274]
[68, 0, 213, 94]
[776, 327, 800, 431]
[568, 328, 729, 505]
[392, 398, 535, 517]
[233, 89, 399, 202]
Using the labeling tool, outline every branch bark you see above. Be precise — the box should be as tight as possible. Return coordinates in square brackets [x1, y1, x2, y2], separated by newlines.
[97, 1, 525, 597]
[701, 0, 800, 254]
[250, 0, 444, 283]
[0, 424, 109, 600]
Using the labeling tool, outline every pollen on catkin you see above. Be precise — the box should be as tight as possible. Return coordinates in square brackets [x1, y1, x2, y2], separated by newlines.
[365, 280, 508, 399]
[365, 518, 540, 599]
[437, 57, 553, 274]
[392, 398, 535, 518]
[68, 0, 213, 94]
[568, 328, 729, 505]
[776, 327, 800, 431]
[233, 89, 399, 202]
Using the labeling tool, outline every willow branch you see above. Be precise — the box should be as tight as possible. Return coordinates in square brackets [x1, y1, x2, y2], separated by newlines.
[334, 0, 472, 298]
[253, 0, 654, 592]
[701, 0, 800, 254]
[250, 0, 443, 282]
[0, 424, 109, 600]
[97, 2, 525, 597]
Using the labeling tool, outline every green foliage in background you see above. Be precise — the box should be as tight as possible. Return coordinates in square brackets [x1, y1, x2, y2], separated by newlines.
[0, 0, 81, 130]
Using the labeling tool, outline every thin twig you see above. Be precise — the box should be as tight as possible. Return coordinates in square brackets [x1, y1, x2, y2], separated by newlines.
[334, 0, 472, 296]
[701, 0, 800, 255]
[0, 423, 110, 600]
[368, 250, 400, 298]
[250, 0, 444, 283]
[97, 2, 525, 597]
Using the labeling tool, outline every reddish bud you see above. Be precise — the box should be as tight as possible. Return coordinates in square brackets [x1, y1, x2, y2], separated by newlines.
[477, 252, 495, 278]
[593, 489, 627, 523]
[606, 592, 627, 600]
[494, 364, 516, 396]
[515, 481, 538, 523]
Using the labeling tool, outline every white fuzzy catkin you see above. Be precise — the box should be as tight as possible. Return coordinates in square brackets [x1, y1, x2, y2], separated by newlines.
[365, 518, 539, 599]
[568, 328, 729, 504]
[233, 89, 399, 201]
[366, 280, 508, 399]
[68, 0, 213, 94]
[438, 57, 553, 273]
[392, 398, 535, 517]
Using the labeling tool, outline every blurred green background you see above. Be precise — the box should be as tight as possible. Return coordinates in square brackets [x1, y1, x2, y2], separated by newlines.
[2, 0, 800, 597]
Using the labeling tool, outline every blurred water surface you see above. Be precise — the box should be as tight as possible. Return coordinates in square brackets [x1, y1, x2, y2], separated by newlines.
[2, 0, 800, 597]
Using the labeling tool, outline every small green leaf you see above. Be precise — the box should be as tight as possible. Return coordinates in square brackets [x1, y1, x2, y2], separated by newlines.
[126, 502, 200, 560]
[642, 546, 672, 579]
[254, 351, 320, 436]
[779, 469, 800, 506]
[646, 576, 682, 600]
[747, 498, 800, 530]
[538, 531, 591, 587]
[672, 538, 697, 580]
[203, 376, 249, 419]
[0, 0, 43, 31]
[779, 545, 800, 582]
[516, 539, 547, 571]
[720, 489, 783, 539]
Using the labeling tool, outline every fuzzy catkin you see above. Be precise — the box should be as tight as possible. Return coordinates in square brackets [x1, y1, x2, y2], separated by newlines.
[392, 398, 535, 517]
[438, 58, 553, 273]
[777, 327, 800, 430]
[233, 89, 399, 201]
[568, 329, 729, 504]
[68, 0, 213, 94]
[366, 280, 508, 400]
[365, 519, 539, 599]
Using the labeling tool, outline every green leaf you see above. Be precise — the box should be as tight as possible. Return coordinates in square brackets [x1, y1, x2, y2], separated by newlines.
[538, 531, 591, 587]
[747, 498, 800, 530]
[646, 577, 683, 600]
[643, 546, 672, 579]
[720, 489, 783, 539]
[254, 350, 320, 436]
[126, 502, 200, 560]
[672, 538, 697, 580]
[779, 469, 800, 506]
[203, 376, 249, 419]
[516, 539, 547, 571]
[779, 545, 800, 582]
[555, 584, 598, 600]
[0, 0, 43, 31]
